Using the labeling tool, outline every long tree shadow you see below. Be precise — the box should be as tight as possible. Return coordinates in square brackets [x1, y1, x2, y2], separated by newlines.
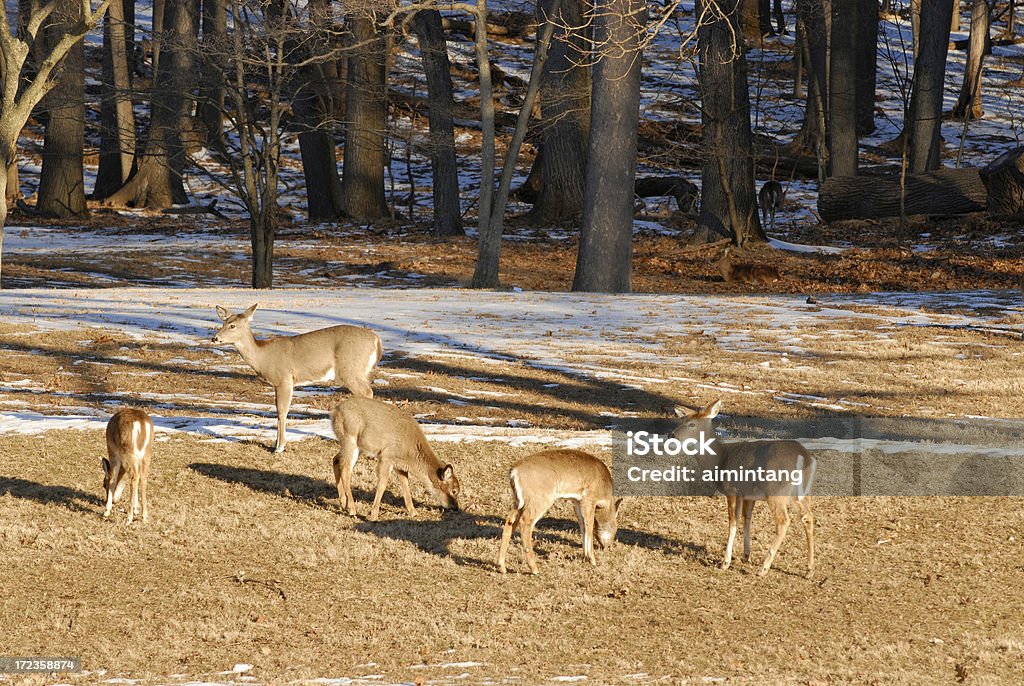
[355, 511, 701, 570]
[188, 462, 346, 503]
[0, 477, 103, 513]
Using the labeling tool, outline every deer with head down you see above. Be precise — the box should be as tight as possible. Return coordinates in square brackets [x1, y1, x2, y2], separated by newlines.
[672, 400, 815, 578]
[213, 304, 382, 453]
[497, 449, 622, 574]
[331, 397, 460, 521]
[102, 408, 154, 524]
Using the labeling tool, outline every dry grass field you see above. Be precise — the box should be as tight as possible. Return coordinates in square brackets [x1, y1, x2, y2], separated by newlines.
[2, 428, 1023, 685]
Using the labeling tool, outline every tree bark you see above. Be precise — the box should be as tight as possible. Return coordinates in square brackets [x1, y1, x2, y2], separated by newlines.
[908, 0, 954, 173]
[819, 167, 987, 221]
[105, 0, 195, 208]
[342, 14, 389, 220]
[790, 0, 827, 164]
[413, 10, 463, 236]
[952, 0, 990, 120]
[37, 0, 87, 217]
[695, 0, 764, 245]
[828, 0, 858, 177]
[94, 0, 136, 199]
[980, 146, 1024, 214]
[855, 0, 878, 135]
[198, 0, 227, 148]
[526, 0, 590, 224]
[572, 0, 645, 292]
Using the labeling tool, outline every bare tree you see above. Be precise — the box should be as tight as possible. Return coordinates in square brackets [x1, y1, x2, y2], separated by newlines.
[952, 0, 990, 120]
[36, 0, 87, 216]
[105, 0, 197, 208]
[908, 0, 954, 172]
[0, 0, 113, 286]
[412, 9, 463, 236]
[572, 0, 646, 291]
[94, 0, 137, 199]
[694, 0, 763, 246]
[829, 0, 859, 176]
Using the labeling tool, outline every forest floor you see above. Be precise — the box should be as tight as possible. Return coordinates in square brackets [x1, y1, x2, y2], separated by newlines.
[3, 210, 1024, 293]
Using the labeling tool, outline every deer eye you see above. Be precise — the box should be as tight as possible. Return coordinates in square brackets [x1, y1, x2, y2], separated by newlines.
[229, 324, 236, 329]
[688, 421, 696, 428]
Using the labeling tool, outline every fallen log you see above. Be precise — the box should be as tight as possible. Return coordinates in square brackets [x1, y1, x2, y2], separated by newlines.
[979, 146, 1024, 215]
[818, 167, 987, 222]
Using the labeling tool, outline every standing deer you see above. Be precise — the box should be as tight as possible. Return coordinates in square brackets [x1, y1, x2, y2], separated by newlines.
[758, 180, 785, 232]
[331, 397, 460, 521]
[497, 449, 622, 574]
[103, 408, 155, 524]
[213, 304, 382, 453]
[673, 400, 815, 578]
[717, 246, 780, 285]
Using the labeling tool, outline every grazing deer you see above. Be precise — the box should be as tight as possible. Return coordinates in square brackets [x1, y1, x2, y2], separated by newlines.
[331, 397, 460, 521]
[497, 449, 622, 574]
[717, 246, 781, 285]
[673, 400, 815, 578]
[213, 304, 382, 453]
[758, 180, 785, 232]
[103, 408, 155, 524]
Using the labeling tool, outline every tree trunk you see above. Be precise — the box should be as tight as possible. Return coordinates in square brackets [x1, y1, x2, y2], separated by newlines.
[572, 0, 644, 292]
[342, 14, 389, 220]
[952, 0, 990, 120]
[908, 0, 954, 173]
[695, 0, 764, 245]
[94, 0, 136, 199]
[829, 0, 859, 177]
[198, 0, 227, 148]
[980, 146, 1024, 214]
[855, 0, 878, 135]
[526, 0, 590, 224]
[818, 167, 987, 221]
[251, 213, 276, 289]
[791, 0, 827, 164]
[413, 10, 463, 236]
[0, 146, 8, 288]
[37, 0, 87, 217]
[105, 0, 195, 208]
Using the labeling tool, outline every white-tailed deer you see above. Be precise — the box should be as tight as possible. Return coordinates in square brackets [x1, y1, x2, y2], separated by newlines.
[717, 246, 781, 285]
[758, 180, 785, 232]
[103, 408, 154, 524]
[497, 449, 622, 574]
[213, 304, 382, 453]
[673, 400, 814, 578]
[331, 397, 460, 521]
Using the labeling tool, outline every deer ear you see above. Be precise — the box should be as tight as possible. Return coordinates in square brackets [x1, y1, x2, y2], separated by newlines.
[101, 457, 111, 478]
[244, 303, 259, 318]
[215, 305, 229, 321]
[704, 399, 722, 419]
[674, 405, 695, 419]
[439, 465, 454, 482]
[614, 497, 624, 513]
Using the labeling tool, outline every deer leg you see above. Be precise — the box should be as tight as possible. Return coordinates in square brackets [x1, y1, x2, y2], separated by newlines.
[127, 471, 140, 525]
[742, 499, 755, 563]
[497, 507, 523, 574]
[759, 497, 792, 577]
[369, 458, 393, 522]
[333, 436, 359, 516]
[575, 499, 598, 565]
[721, 495, 740, 570]
[521, 507, 543, 575]
[397, 470, 416, 516]
[797, 496, 815, 579]
[103, 474, 116, 519]
[273, 383, 293, 453]
[140, 461, 149, 523]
